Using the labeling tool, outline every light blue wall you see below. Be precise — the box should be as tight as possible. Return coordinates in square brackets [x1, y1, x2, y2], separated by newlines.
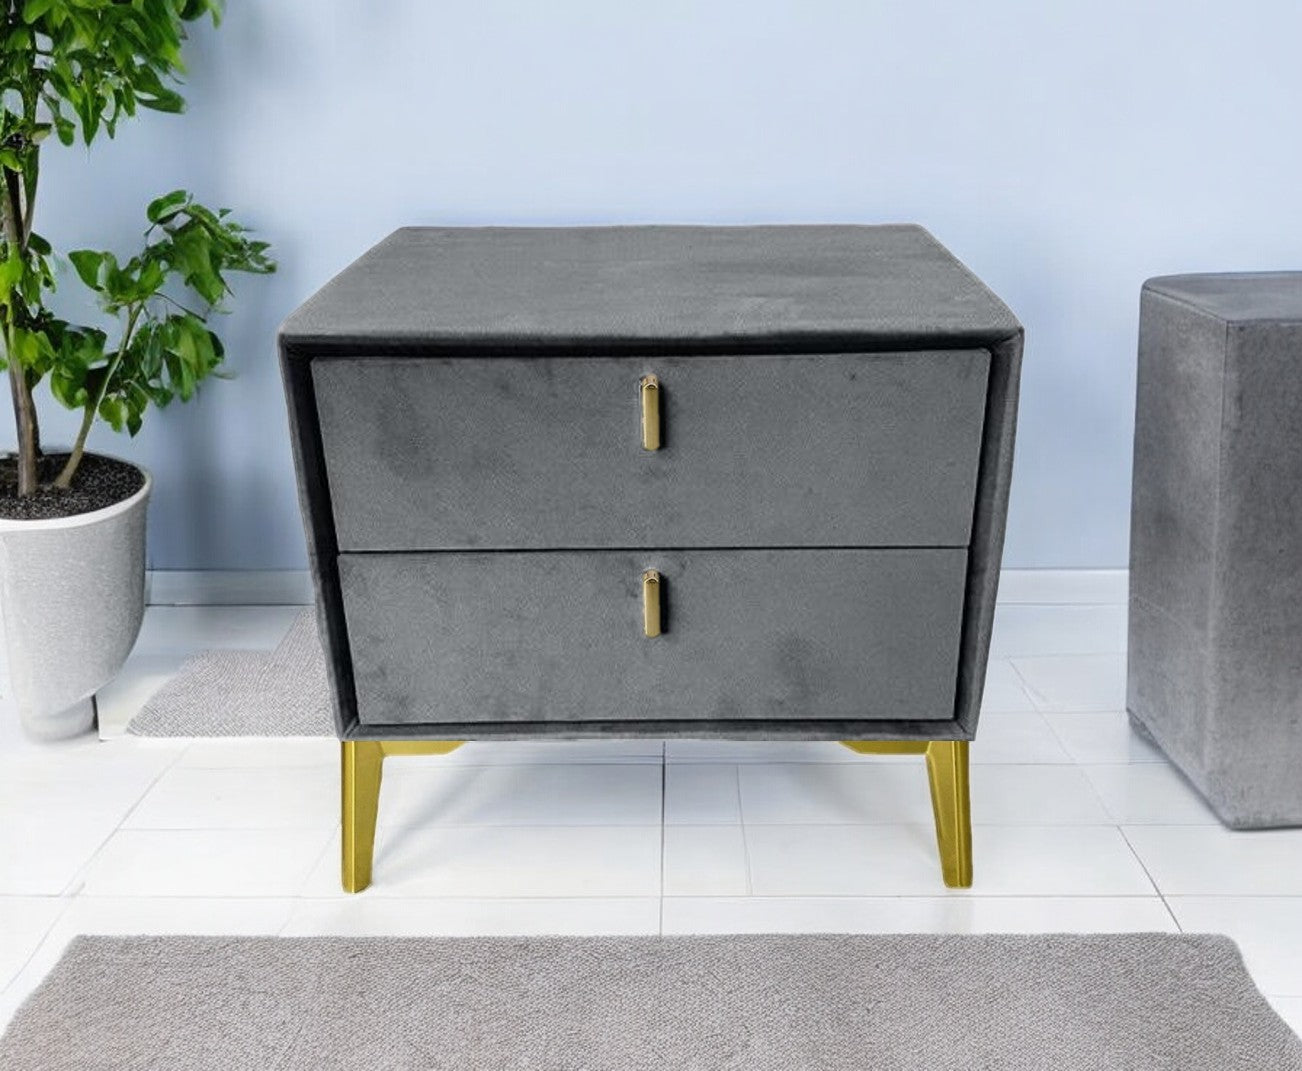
[7, 1, 1301, 569]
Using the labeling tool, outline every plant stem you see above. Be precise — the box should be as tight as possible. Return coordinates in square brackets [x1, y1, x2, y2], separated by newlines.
[54, 305, 141, 489]
[27, 367, 40, 457]
[21, 160, 36, 245]
[1, 162, 37, 495]
[4, 169, 25, 245]
[19, 76, 41, 457]
[54, 400, 97, 489]
[5, 356, 38, 494]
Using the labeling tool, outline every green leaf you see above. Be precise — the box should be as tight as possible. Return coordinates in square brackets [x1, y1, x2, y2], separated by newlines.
[135, 258, 166, 297]
[190, 320, 217, 374]
[98, 394, 125, 431]
[75, 87, 100, 145]
[180, 0, 222, 24]
[49, 367, 90, 409]
[46, 60, 73, 100]
[6, 326, 53, 372]
[0, 248, 25, 292]
[21, 0, 56, 23]
[172, 228, 224, 305]
[7, 329, 32, 366]
[68, 249, 105, 290]
[146, 189, 188, 224]
[138, 88, 185, 114]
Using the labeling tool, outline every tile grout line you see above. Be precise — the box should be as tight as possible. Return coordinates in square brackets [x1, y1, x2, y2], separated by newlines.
[1005, 653, 1131, 717]
[0, 893, 78, 1000]
[1117, 825, 1182, 931]
[1037, 706, 1079, 759]
[1004, 659, 1047, 712]
[47, 890, 1268, 902]
[1073, 762, 1125, 828]
[47, 744, 191, 901]
[735, 765, 754, 897]
[287, 826, 345, 919]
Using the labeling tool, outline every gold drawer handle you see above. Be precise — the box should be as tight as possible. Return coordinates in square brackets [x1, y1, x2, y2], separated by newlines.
[640, 374, 661, 451]
[642, 569, 662, 637]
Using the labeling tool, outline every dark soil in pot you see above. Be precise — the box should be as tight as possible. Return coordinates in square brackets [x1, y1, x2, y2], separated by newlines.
[0, 453, 146, 521]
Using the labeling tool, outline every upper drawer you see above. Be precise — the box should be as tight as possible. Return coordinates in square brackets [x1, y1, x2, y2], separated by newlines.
[312, 351, 989, 551]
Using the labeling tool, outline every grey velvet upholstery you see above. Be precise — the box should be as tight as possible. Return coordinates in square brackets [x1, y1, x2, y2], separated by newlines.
[341, 549, 968, 728]
[1129, 272, 1302, 828]
[280, 225, 1021, 349]
[279, 225, 1023, 742]
[313, 351, 989, 551]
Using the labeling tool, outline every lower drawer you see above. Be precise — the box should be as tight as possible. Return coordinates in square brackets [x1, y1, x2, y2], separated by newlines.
[339, 549, 968, 727]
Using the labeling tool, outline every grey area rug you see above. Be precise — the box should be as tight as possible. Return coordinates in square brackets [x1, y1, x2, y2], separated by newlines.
[128, 609, 332, 736]
[2, 934, 1299, 1070]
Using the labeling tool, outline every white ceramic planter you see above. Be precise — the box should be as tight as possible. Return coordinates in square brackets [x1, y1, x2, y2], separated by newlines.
[0, 458, 151, 740]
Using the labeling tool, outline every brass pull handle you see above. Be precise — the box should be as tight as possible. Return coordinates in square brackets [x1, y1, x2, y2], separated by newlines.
[642, 569, 662, 637]
[640, 374, 661, 451]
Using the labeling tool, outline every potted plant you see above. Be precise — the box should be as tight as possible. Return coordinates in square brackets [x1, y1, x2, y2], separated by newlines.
[0, 1, 273, 739]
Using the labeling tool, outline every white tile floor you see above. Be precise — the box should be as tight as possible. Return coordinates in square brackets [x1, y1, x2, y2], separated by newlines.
[2, 587, 1302, 1037]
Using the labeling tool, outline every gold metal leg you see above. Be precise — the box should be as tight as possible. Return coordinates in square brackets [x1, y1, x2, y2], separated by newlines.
[341, 741, 383, 894]
[924, 741, 972, 888]
[341, 740, 464, 893]
[840, 739, 973, 888]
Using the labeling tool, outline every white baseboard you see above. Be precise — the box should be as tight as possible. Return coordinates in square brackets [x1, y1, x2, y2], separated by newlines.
[145, 570, 315, 606]
[996, 569, 1127, 605]
[145, 568, 1128, 607]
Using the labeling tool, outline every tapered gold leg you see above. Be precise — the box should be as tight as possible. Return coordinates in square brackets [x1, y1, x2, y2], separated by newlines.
[341, 741, 384, 893]
[840, 739, 973, 888]
[924, 740, 972, 888]
[341, 740, 464, 893]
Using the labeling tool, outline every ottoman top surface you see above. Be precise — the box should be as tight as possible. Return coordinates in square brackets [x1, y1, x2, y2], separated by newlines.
[1145, 272, 1302, 324]
[280, 224, 1020, 352]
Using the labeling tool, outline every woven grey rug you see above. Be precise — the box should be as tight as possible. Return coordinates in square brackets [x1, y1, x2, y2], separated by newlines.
[2, 933, 1299, 1070]
[128, 609, 332, 736]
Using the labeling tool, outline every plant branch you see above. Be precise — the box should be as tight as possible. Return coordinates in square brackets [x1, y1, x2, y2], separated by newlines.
[2, 166, 37, 495]
[21, 165, 36, 245]
[4, 169, 25, 246]
[4, 339, 38, 492]
[154, 290, 203, 319]
[54, 304, 143, 489]
[20, 68, 39, 243]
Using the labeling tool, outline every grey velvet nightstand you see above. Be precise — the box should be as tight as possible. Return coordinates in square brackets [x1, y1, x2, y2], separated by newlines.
[279, 225, 1023, 892]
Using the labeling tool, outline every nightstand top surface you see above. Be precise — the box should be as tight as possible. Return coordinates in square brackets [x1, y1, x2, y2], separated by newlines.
[280, 224, 1020, 351]
[1144, 272, 1302, 324]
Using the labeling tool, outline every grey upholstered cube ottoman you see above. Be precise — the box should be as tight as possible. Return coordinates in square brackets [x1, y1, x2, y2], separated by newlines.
[1128, 272, 1302, 828]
